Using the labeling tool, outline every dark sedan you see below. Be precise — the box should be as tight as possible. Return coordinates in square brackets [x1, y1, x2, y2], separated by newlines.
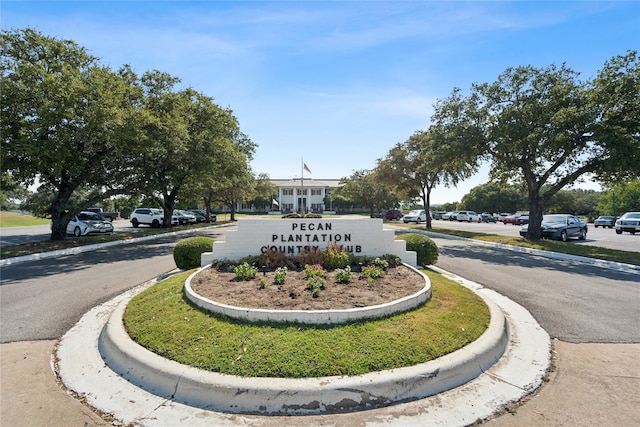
[519, 214, 588, 242]
[480, 213, 497, 223]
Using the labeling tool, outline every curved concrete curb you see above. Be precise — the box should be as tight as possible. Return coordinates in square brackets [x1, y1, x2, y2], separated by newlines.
[184, 263, 432, 325]
[99, 287, 505, 414]
[57, 270, 551, 426]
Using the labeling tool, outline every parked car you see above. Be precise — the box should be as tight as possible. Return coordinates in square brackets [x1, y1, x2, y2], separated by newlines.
[519, 214, 587, 241]
[403, 210, 427, 223]
[65, 211, 114, 236]
[593, 215, 617, 228]
[442, 211, 459, 221]
[501, 214, 518, 225]
[615, 212, 640, 235]
[431, 211, 446, 220]
[515, 215, 530, 225]
[503, 214, 528, 225]
[86, 207, 120, 222]
[130, 208, 164, 228]
[384, 209, 404, 220]
[497, 213, 511, 222]
[186, 210, 207, 223]
[480, 213, 497, 223]
[186, 209, 217, 223]
[456, 211, 480, 222]
[174, 210, 197, 225]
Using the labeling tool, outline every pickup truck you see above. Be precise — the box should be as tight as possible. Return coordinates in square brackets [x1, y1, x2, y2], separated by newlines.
[86, 207, 120, 222]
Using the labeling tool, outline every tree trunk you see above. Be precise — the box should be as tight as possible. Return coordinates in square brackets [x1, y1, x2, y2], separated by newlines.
[162, 187, 180, 227]
[230, 203, 236, 221]
[525, 186, 545, 241]
[203, 190, 214, 222]
[422, 187, 432, 230]
[49, 185, 76, 241]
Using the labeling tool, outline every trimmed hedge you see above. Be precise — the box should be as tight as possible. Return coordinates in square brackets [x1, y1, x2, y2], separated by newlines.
[396, 233, 439, 266]
[173, 236, 214, 270]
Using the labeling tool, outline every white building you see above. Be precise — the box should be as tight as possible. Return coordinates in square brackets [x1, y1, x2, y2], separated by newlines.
[271, 178, 342, 213]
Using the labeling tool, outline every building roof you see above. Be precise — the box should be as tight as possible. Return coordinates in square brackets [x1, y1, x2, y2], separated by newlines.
[270, 178, 342, 189]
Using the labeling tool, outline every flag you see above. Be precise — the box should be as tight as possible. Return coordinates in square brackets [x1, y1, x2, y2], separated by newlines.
[272, 199, 279, 206]
[304, 163, 312, 174]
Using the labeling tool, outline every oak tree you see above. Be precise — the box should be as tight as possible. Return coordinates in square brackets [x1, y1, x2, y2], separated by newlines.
[434, 51, 639, 240]
[1, 28, 144, 239]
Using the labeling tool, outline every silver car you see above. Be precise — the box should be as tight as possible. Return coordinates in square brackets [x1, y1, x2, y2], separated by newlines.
[615, 212, 640, 235]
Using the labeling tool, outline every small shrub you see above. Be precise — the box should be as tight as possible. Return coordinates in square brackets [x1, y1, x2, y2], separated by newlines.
[372, 257, 389, 271]
[334, 266, 353, 284]
[306, 276, 325, 297]
[173, 236, 214, 270]
[273, 267, 287, 285]
[237, 255, 261, 267]
[258, 278, 266, 289]
[361, 265, 383, 283]
[304, 263, 326, 278]
[282, 213, 322, 219]
[211, 259, 234, 272]
[323, 243, 350, 270]
[380, 254, 402, 268]
[234, 262, 258, 280]
[396, 233, 439, 266]
[259, 249, 296, 269]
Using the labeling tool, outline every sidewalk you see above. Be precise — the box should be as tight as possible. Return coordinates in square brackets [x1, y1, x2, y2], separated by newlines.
[2, 339, 638, 426]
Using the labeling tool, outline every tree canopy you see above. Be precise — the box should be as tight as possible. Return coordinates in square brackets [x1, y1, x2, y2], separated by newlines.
[1, 28, 148, 238]
[433, 51, 639, 240]
[1, 28, 254, 238]
[335, 169, 398, 217]
[377, 125, 478, 228]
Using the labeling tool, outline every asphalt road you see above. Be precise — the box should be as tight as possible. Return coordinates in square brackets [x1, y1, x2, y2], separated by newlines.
[0, 227, 227, 343]
[431, 237, 639, 343]
[1, 223, 638, 346]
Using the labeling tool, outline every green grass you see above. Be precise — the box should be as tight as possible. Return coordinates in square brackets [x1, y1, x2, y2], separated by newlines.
[0, 211, 50, 227]
[123, 269, 490, 378]
[398, 223, 640, 266]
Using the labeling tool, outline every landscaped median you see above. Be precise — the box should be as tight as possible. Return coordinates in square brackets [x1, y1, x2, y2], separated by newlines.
[99, 269, 502, 414]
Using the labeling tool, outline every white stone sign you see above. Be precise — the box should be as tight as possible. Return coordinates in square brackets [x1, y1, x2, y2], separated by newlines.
[201, 218, 417, 267]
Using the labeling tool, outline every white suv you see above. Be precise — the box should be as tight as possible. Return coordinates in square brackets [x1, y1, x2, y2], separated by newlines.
[130, 208, 164, 228]
[456, 211, 481, 222]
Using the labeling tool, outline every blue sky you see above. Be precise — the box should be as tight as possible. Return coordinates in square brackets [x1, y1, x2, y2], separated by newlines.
[2, 1, 638, 204]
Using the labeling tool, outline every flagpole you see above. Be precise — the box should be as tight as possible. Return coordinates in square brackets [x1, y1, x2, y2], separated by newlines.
[301, 158, 304, 213]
